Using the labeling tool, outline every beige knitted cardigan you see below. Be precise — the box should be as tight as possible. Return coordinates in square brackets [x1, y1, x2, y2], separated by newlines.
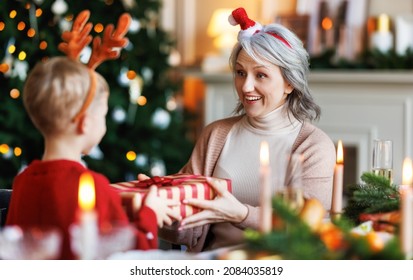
[159, 115, 336, 252]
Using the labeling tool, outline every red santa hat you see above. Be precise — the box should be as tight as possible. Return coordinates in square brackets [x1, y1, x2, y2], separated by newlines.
[228, 7, 262, 40]
[228, 7, 292, 48]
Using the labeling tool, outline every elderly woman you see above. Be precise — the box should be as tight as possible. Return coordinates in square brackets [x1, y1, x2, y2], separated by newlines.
[160, 7, 335, 252]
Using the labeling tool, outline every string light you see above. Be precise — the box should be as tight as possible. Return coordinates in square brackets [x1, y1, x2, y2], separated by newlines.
[27, 28, 36, 37]
[0, 144, 10, 154]
[39, 41, 48, 50]
[9, 10, 17, 19]
[36, 8, 43, 17]
[127, 70, 137, 80]
[14, 147, 22, 157]
[18, 51, 27, 60]
[17, 21, 26, 31]
[10, 89, 20, 99]
[137, 96, 147, 106]
[166, 97, 177, 111]
[0, 63, 9, 73]
[8, 45, 16, 54]
[0, 22, 5, 31]
[94, 23, 104, 33]
[126, 151, 137, 161]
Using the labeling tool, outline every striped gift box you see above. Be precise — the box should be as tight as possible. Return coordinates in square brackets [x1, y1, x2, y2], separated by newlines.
[110, 174, 232, 218]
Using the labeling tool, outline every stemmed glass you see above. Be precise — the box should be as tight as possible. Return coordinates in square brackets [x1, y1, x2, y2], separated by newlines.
[274, 153, 305, 213]
[372, 139, 393, 183]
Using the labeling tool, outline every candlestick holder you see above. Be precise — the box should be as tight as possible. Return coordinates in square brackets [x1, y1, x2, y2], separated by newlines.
[0, 225, 62, 260]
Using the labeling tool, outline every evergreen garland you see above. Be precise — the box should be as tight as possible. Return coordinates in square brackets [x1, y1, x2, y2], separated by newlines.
[245, 195, 404, 260]
[310, 48, 413, 70]
[344, 172, 400, 223]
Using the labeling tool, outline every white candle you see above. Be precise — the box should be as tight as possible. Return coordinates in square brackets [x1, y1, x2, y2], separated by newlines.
[259, 141, 272, 234]
[370, 14, 393, 53]
[78, 171, 98, 260]
[395, 14, 413, 56]
[331, 140, 344, 216]
[400, 157, 413, 259]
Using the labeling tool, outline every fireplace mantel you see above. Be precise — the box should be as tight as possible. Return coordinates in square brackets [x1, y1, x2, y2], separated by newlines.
[186, 70, 413, 184]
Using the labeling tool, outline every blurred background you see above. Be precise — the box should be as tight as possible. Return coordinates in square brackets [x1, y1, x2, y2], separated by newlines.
[1, 0, 413, 188]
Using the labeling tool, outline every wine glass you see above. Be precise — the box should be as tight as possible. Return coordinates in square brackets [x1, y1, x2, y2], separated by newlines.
[372, 139, 393, 183]
[274, 152, 305, 213]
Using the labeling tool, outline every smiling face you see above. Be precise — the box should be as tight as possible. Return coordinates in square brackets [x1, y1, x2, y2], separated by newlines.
[234, 49, 293, 118]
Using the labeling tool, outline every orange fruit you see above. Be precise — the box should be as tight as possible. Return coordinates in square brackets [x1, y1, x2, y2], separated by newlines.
[366, 231, 384, 252]
[318, 223, 346, 251]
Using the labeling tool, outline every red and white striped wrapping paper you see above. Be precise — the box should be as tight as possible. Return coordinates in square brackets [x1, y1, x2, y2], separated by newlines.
[110, 174, 232, 218]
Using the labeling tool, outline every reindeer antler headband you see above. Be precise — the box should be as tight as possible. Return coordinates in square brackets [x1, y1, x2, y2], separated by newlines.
[228, 7, 291, 48]
[58, 10, 131, 122]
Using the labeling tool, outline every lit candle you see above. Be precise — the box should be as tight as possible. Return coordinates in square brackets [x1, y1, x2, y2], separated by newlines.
[331, 140, 344, 216]
[321, 17, 334, 49]
[370, 14, 393, 53]
[78, 171, 98, 260]
[259, 141, 272, 234]
[378, 14, 390, 33]
[400, 157, 413, 259]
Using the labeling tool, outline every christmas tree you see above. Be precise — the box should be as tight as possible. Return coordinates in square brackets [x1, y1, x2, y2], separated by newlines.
[0, 0, 193, 188]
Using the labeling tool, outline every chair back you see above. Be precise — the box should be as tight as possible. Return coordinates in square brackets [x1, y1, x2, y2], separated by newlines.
[0, 189, 12, 228]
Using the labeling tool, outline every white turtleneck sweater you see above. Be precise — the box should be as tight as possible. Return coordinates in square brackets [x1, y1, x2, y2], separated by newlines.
[213, 104, 302, 206]
[208, 104, 302, 250]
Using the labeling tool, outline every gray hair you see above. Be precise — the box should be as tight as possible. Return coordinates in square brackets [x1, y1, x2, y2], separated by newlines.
[229, 23, 320, 122]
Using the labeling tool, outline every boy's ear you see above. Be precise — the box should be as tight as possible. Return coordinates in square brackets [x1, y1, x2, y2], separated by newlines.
[75, 114, 89, 134]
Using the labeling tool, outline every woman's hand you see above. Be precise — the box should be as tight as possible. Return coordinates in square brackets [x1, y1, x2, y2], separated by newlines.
[179, 177, 248, 230]
[137, 173, 150, 180]
[144, 185, 182, 228]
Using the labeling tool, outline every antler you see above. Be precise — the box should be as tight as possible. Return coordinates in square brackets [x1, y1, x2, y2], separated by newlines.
[58, 10, 93, 60]
[87, 13, 132, 69]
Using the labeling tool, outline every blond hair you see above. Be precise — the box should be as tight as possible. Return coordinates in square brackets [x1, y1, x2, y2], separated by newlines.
[23, 56, 108, 135]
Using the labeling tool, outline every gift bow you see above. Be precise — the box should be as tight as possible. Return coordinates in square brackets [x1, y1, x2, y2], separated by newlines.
[135, 175, 198, 188]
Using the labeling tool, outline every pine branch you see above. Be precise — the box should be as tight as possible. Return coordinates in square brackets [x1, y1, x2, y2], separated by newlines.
[344, 172, 400, 223]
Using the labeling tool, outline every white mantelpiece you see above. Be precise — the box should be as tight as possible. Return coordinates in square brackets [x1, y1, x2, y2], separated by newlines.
[188, 70, 413, 184]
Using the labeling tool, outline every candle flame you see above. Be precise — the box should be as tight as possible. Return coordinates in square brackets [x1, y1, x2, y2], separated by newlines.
[78, 172, 96, 211]
[321, 17, 333, 31]
[337, 140, 343, 164]
[377, 14, 390, 32]
[402, 157, 413, 186]
[260, 141, 269, 166]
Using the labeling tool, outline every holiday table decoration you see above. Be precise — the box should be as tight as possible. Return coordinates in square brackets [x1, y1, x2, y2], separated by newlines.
[110, 174, 232, 218]
[244, 194, 404, 260]
[243, 172, 408, 260]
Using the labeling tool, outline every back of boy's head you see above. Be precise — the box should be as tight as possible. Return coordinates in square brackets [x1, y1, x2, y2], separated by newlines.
[23, 56, 108, 136]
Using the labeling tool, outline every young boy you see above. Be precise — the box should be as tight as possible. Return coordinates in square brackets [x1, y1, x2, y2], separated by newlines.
[6, 56, 181, 259]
